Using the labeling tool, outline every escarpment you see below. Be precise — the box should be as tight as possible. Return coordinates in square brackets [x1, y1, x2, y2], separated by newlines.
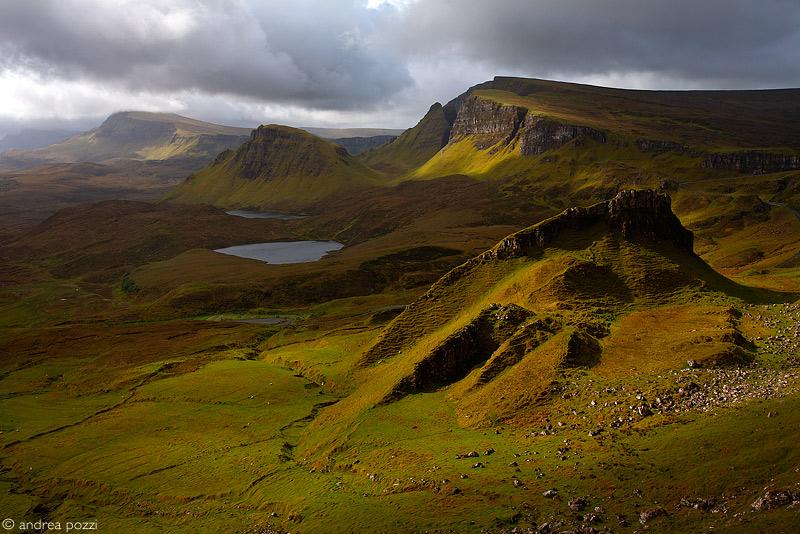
[489, 189, 693, 259]
[447, 94, 606, 154]
[703, 151, 800, 174]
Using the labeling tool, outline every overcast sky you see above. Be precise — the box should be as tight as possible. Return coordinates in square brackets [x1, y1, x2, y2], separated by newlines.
[1, 0, 798, 136]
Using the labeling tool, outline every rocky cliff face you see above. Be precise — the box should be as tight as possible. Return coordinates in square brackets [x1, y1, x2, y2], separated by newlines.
[491, 189, 693, 259]
[447, 94, 606, 155]
[448, 96, 527, 149]
[635, 138, 699, 155]
[518, 115, 606, 155]
[703, 151, 800, 174]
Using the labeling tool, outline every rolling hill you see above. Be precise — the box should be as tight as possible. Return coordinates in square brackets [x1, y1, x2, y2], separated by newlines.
[0, 128, 79, 152]
[0, 111, 251, 170]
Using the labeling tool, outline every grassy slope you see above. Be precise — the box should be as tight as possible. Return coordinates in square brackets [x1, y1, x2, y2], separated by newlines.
[169, 125, 382, 210]
[1, 291, 797, 533]
[359, 103, 451, 176]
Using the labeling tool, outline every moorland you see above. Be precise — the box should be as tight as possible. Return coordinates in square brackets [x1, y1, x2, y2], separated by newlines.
[1, 77, 799, 533]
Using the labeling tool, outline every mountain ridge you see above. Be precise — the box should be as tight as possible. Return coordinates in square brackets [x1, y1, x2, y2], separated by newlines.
[0, 111, 252, 170]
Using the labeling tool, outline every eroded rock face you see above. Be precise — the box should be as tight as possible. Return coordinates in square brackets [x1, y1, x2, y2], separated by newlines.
[703, 151, 800, 174]
[381, 304, 533, 402]
[491, 189, 694, 259]
[519, 115, 606, 155]
[448, 95, 605, 154]
[636, 139, 692, 153]
[449, 97, 527, 149]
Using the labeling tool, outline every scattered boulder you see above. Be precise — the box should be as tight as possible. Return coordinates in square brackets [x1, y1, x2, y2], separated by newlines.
[680, 496, 716, 510]
[569, 496, 588, 511]
[639, 507, 668, 524]
[752, 489, 796, 510]
[543, 489, 558, 498]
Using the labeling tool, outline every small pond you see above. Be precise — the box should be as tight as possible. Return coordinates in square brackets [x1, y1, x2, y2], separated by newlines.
[213, 241, 343, 264]
[225, 209, 306, 220]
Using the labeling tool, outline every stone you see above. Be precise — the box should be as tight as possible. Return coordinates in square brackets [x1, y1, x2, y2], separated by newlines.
[752, 489, 795, 510]
[569, 497, 588, 511]
[638, 507, 668, 524]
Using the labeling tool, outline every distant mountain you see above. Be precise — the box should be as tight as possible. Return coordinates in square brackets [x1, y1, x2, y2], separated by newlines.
[299, 126, 405, 139]
[168, 124, 382, 210]
[297, 126, 404, 155]
[331, 134, 398, 155]
[0, 129, 79, 152]
[0, 112, 251, 170]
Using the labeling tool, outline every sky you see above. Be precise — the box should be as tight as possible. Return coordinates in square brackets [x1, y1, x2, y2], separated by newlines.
[0, 0, 798, 136]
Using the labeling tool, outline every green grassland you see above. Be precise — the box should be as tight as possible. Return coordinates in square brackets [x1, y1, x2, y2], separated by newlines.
[1, 77, 800, 532]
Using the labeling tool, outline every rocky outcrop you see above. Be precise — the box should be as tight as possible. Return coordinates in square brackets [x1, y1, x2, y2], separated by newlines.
[448, 97, 527, 149]
[519, 115, 606, 155]
[703, 151, 800, 174]
[473, 318, 561, 385]
[635, 138, 702, 157]
[490, 189, 694, 259]
[380, 304, 533, 402]
[448, 94, 605, 154]
[636, 139, 688, 153]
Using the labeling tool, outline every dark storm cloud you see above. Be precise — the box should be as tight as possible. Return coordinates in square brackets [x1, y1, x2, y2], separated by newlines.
[0, 0, 798, 132]
[393, 0, 800, 88]
[0, 0, 413, 110]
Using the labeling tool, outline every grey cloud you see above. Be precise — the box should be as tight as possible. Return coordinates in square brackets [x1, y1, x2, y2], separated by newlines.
[0, 0, 413, 110]
[0, 0, 799, 134]
[392, 0, 800, 88]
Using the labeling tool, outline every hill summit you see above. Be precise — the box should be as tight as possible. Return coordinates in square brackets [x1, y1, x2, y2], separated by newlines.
[169, 124, 380, 210]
